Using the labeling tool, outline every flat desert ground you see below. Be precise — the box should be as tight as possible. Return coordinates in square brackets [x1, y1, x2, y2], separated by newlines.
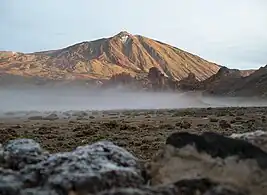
[1, 106, 267, 161]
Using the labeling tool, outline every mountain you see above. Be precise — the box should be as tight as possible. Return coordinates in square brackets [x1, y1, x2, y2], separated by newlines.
[200, 66, 266, 97]
[198, 67, 246, 95]
[225, 65, 267, 97]
[0, 31, 220, 81]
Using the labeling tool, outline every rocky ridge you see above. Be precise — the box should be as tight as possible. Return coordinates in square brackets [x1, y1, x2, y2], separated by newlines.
[199, 66, 267, 97]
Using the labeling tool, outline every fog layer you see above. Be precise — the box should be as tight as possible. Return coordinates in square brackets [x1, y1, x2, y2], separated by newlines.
[1, 88, 267, 113]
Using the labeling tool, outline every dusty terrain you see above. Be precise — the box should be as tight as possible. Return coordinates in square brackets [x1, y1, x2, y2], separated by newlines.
[1, 89, 267, 194]
[1, 106, 267, 160]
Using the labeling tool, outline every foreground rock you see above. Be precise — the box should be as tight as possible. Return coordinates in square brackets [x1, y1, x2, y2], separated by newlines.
[0, 139, 144, 195]
[1, 131, 266, 195]
[230, 130, 267, 152]
[1, 139, 48, 169]
[148, 131, 267, 195]
[95, 178, 246, 195]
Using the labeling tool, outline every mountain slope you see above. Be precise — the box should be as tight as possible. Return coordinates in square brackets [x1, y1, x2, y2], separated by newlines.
[201, 66, 264, 97]
[199, 67, 245, 95]
[0, 31, 220, 81]
[226, 66, 267, 97]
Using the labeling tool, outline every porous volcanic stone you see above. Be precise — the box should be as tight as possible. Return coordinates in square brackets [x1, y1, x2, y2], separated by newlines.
[166, 131, 267, 168]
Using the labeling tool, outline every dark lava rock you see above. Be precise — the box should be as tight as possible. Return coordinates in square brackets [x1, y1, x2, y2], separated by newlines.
[219, 120, 231, 129]
[230, 130, 267, 152]
[166, 132, 267, 169]
[2, 139, 48, 170]
[27, 116, 43, 120]
[177, 72, 200, 91]
[173, 178, 246, 195]
[96, 178, 247, 195]
[72, 111, 88, 118]
[43, 113, 59, 121]
[175, 121, 191, 129]
[148, 131, 267, 193]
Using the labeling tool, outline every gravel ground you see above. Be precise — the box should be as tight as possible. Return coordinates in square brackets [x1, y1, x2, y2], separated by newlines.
[1, 107, 267, 160]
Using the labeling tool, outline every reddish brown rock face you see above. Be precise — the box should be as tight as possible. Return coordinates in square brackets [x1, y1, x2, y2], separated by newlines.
[0, 31, 220, 82]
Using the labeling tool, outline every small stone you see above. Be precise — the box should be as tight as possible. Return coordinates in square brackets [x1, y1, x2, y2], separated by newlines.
[43, 113, 59, 121]
[209, 118, 219, 122]
[219, 120, 231, 129]
[175, 121, 191, 129]
[28, 116, 43, 120]
[72, 111, 88, 118]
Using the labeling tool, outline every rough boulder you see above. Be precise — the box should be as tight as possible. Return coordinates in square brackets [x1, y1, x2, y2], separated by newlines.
[148, 131, 267, 195]
[1, 130, 267, 195]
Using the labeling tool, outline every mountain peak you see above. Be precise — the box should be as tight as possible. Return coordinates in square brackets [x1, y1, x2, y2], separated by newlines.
[0, 32, 221, 81]
[116, 31, 132, 36]
[114, 31, 133, 43]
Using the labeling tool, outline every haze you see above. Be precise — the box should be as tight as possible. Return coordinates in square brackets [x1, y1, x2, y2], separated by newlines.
[1, 88, 267, 114]
[1, 0, 267, 69]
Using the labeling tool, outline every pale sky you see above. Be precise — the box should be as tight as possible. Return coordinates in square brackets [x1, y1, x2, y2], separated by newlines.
[1, 0, 267, 69]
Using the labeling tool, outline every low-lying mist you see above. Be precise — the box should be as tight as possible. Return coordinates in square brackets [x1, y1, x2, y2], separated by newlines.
[1, 87, 267, 113]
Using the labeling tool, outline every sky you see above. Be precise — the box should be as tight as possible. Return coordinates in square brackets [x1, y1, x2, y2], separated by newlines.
[1, 0, 266, 69]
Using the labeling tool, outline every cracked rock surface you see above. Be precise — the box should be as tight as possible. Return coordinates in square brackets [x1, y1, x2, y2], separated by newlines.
[1, 131, 267, 195]
[1, 138, 48, 170]
[148, 131, 267, 195]
[0, 139, 144, 195]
